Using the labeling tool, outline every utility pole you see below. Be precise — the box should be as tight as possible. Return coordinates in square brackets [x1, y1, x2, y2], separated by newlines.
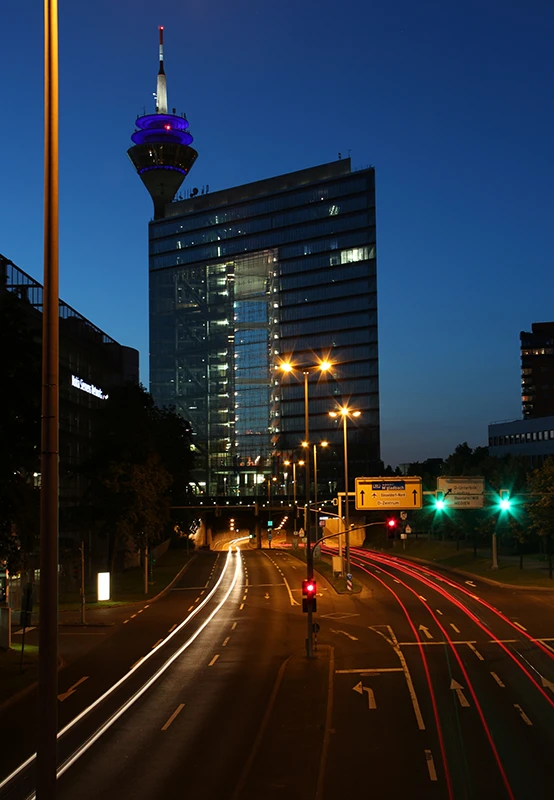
[80, 541, 86, 625]
[37, 1, 60, 796]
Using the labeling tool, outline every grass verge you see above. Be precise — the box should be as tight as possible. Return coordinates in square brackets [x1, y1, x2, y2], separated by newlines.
[373, 538, 554, 588]
[58, 547, 195, 610]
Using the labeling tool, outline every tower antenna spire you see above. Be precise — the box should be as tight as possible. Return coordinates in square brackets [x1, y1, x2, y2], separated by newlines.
[156, 26, 168, 113]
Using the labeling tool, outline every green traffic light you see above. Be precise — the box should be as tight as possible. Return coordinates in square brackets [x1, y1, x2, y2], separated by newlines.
[499, 491, 511, 511]
[435, 499, 445, 511]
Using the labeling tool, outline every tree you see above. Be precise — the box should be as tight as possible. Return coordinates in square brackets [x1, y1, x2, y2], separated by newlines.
[526, 457, 554, 579]
[83, 383, 195, 570]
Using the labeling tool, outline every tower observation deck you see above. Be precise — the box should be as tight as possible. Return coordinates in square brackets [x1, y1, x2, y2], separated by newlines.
[128, 27, 198, 219]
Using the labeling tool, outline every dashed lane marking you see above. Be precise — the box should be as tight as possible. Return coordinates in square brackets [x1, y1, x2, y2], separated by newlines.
[450, 623, 461, 634]
[491, 672, 505, 687]
[208, 654, 220, 667]
[514, 704, 532, 726]
[161, 703, 184, 731]
[425, 750, 437, 781]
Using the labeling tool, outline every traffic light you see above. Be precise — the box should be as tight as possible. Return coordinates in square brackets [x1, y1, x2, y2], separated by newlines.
[386, 518, 397, 538]
[72, 563, 79, 581]
[302, 579, 317, 613]
[435, 492, 445, 511]
[499, 490, 511, 512]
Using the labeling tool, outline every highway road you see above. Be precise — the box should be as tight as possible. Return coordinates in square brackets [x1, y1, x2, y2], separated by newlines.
[2, 542, 554, 799]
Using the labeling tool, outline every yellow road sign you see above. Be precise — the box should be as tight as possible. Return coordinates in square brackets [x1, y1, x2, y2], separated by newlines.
[355, 477, 423, 510]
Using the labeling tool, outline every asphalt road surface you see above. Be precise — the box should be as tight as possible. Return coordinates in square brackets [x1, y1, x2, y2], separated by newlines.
[2, 543, 554, 799]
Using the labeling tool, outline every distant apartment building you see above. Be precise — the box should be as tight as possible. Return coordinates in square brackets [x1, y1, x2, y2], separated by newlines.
[488, 321, 554, 464]
[521, 322, 554, 418]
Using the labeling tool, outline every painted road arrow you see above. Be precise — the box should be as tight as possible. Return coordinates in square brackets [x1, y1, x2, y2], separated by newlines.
[541, 675, 554, 694]
[418, 625, 433, 640]
[58, 675, 89, 702]
[450, 679, 470, 707]
[465, 580, 477, 588]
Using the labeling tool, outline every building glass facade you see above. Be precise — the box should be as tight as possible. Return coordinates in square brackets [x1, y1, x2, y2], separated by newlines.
[520, 322, 554, 419]
[149, 159, 380, 495]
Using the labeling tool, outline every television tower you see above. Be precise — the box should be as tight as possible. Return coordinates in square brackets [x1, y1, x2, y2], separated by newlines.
[128, 27, 198, 219]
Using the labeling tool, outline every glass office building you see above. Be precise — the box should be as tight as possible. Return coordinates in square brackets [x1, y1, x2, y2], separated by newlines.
[148, 158, 380, 495]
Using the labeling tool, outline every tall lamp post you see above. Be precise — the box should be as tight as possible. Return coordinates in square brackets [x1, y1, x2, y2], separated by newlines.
[284, 459, 304, 533]
[329, 406, 361, 582]
[280, 358, 332, 657]
[303, 440, 328, 539]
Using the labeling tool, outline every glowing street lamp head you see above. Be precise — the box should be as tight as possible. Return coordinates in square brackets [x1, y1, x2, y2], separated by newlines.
[301, 441, 309, 448]
[298, 460, 305, 466]
[319, 360, 332, 372]
[279, 362, 293, 373]
[284, 460, 291, 466]
[320, 440, 329, 448]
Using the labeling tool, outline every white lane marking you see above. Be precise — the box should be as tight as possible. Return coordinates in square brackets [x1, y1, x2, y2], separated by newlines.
[336, 667, 403, 674]
[372, 625, 425, 731]
[130, 614, 137, 619]
[418, 595, 427, 602]
[450, 679, 470, 707]
[418, 625, 433, 640]
[222, 637, 230, 647]
[204, 581, 209, 588]
[514, 704, 532, 726]
[187, 606, 194, 612]
[264, 593, 270, 600]
[131, 658, 143, 670]
[200, 590, 205, 595]
[282, 574, 300, 606]
[195, 596, 201, 603]
[400, 640, 477, 646]
[208, 654, 220, 667]
[152, 639, 163, 649]
[168, 624, 177, 633]
[540, 675, 554, 693]
[330, 629, 359, 641]
[465, 580, 477, 587]
[513, 621, 528, 632]
[467, 642, 484, 661]
[161, 703, 185, 731]
[123, 620, 129, 624]
[239, 603, 245, 610]
[435, 609, 443, 615]
[393, 579, 400, 584]
[352, 681, 376, 709]
[491, 672, 505, 687]
[425, 750, 437, 781]
[231, 622, 238, 630]
[242, 594, 248, 601]
[450, 623, 461, 634]
[244, 588, 248, 594]
[57, 676, 89, 702]
[144, 605, 149, 609]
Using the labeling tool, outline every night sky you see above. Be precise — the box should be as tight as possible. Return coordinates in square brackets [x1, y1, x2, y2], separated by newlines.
[2, 1, 553, 466]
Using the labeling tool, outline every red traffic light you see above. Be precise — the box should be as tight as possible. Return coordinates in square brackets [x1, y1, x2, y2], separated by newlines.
[302, 579, 317, 597]
[387, 518, 397, 528]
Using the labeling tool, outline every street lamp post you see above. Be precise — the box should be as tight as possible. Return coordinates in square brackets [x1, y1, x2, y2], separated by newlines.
[329, 407, 361, 583]
[284, 459, 304, 534]
[280, 358, 332, 657]
[308, 440, 328, 542]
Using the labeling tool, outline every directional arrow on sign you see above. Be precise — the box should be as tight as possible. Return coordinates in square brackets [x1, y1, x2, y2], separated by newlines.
[418, 625, 433, 640]
[360, 490, 365, 504]
[450, 679, 470, 707]
[412, 490, 418, 505]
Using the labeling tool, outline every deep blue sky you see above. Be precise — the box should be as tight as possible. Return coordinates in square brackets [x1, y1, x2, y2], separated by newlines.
[2, 1, 553, 466]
